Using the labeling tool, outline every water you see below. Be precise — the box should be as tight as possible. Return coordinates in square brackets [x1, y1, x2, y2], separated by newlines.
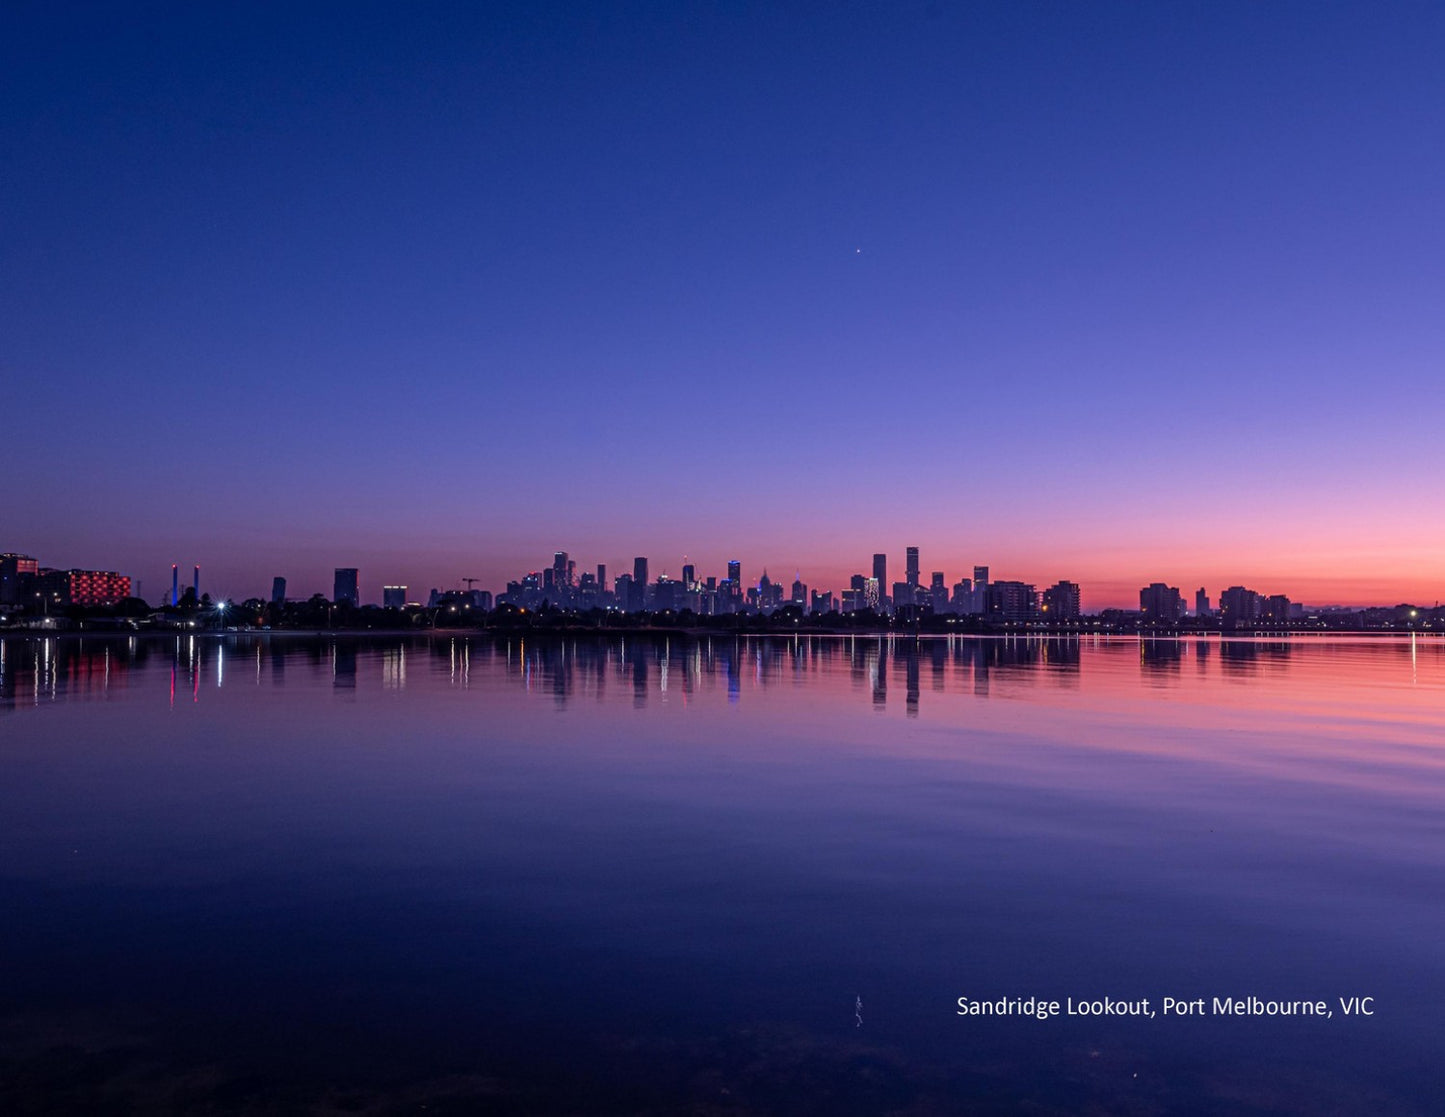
[2, 633, 1443, 1114]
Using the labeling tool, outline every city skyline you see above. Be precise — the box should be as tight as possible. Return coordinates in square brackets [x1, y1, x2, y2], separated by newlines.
[5, 5, 1444, 611]
[3, 539, 1435, 614]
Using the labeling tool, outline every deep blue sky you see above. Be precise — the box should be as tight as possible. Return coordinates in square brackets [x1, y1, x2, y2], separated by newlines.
[4, 2, 1443, 605]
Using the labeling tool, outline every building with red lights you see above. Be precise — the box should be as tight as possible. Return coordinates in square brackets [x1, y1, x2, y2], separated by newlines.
[35, 568, 133, 607]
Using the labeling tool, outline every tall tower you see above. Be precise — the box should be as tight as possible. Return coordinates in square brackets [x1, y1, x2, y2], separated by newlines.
[193, 565, 200, 600]
[906, 547, 920, 588]
[171, 564, 179, 606]
[334, 568, 360, 607]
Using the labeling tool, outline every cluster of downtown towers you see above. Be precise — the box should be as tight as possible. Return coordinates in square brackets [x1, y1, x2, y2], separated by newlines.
[320, 551, 1291, 623]
[363, 549, 1091, 623]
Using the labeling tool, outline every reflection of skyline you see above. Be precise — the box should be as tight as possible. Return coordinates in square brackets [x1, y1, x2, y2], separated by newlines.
[5, 633, 1444, 716]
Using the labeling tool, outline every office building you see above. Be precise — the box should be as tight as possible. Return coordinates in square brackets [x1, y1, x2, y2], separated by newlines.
[271, 577, 287, 604]
[906, 547, 920, 588]
[930, 571, 948, 613]
[1195, 588, 1210, 617]
[383, 585, 407, 609]
[334, 568, 360, 607]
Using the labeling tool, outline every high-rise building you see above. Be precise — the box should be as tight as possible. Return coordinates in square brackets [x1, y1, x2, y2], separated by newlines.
[682, 563, 695, 589]
[930, 571, 948, 613]
[1140, 583, 1184, 622]
[986, 580, 1036, 622]
[1219, 586, 1260, 624]
[334, 568, 360, 607]
[906, 547, 920, 588]
[634, 557, 648, 587]
[1264, 594, 1291, 623]
[1042, 581, 1081, 619]
[1195, 588, 1210, 617]
[553, 552, 569, 588]
[383, 585, 407, 609]
[271, 577, 287, 604]
[872, 553, 887, 592]
[0, 553, 39, 605]
[727, 560, 741, 608]
[597, 564, 606, 594]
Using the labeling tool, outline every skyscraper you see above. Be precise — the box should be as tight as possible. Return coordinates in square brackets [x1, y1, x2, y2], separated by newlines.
[271, 577, 287, 604]
[906, 547, 920, 588]
[553, 552, 569, 588]
[629, 558, 648, 611]
[872, 553, 887, 610]
[930, 571, 947, 613]
[334, 568, 359, 607]
[1195, 588, 1210, 617]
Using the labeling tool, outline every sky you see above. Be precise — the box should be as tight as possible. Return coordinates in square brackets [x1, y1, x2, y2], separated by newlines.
[3, 1, 1443, 608]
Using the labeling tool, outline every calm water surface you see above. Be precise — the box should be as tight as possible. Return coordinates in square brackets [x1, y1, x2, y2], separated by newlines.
[2, 633, 1443, 1114]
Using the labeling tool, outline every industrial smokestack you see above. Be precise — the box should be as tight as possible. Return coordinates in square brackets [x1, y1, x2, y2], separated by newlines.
[193, 565, 200, 600]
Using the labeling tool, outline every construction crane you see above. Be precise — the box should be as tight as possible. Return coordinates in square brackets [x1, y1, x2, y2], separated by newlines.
[463, 578, 480, 591]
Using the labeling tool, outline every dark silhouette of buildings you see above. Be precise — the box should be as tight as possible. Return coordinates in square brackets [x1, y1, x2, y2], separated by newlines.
[1140, 583, 1185, 623]
[334, 568, 360, 607]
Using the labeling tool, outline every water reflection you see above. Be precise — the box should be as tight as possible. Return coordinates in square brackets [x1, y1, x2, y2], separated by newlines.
[5, 632, 1445, 715]
[4, 632, 1445, 1115]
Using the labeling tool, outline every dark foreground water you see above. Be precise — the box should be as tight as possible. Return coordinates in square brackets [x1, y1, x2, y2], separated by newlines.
[2, 633, 1443, 1115]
